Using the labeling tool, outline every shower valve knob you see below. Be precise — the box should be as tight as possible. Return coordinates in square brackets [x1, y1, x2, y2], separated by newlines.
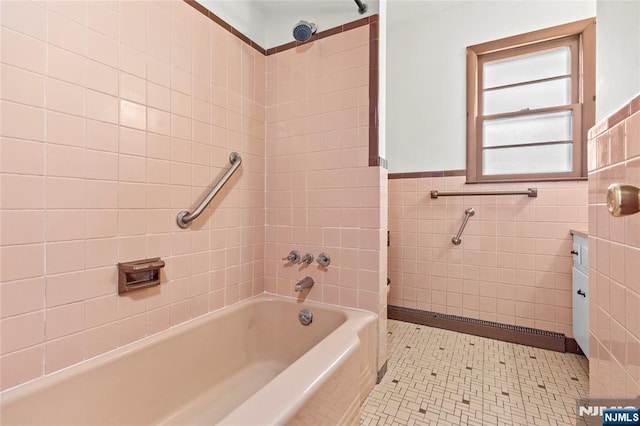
[282, 250, 301, 264]
[301, 253, 314, 264]
[316, 252, 330, 267]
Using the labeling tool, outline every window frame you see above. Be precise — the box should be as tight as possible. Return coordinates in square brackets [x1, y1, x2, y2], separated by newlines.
[466, 18, 596, 183]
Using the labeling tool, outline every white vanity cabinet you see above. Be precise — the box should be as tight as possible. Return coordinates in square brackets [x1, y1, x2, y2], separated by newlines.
[571, 231, 589, 357]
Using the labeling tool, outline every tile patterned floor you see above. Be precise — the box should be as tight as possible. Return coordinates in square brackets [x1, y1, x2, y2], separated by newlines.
[361, 320, 589, 426]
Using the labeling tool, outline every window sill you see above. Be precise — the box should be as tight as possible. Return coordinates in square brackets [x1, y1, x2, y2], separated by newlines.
[465, 176, 587, 184]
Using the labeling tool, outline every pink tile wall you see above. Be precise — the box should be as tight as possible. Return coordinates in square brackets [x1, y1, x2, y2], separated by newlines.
[263, 27, 386, 333]
[0, 0, 265, 390]
[388, 176, 588, 337]
[588, 95, 640, 398]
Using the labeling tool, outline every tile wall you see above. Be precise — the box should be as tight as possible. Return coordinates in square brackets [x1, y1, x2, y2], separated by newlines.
[0, 0, 389, 390]
[388, 176, 588, 337]
[0, 0, 266, 390]
[587, 94, 640, 398]
[263, 26, 388, 369]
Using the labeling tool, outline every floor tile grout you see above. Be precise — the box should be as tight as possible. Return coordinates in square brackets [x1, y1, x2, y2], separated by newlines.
[361, 320, 589, 426]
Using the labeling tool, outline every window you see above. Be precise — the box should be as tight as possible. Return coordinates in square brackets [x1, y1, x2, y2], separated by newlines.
[466, 18, 595, 183]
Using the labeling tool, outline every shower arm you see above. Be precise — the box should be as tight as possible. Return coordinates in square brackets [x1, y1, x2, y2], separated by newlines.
[452, 208, 475, 246]
[354, 0, 368, 14]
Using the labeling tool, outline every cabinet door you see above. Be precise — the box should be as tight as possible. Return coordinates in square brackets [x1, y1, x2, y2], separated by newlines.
[581, 246, 589, 270]
[572, 266, 589, 357]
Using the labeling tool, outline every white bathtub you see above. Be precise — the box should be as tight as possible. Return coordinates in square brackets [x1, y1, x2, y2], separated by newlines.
[0, 294, 377, 425]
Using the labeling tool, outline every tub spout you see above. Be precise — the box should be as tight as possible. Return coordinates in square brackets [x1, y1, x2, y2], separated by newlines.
[295, 276, 314, 292]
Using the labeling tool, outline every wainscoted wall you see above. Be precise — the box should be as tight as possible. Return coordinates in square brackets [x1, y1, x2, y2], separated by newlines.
[587, 94, 640, 398]
[0, 0, 267, 390]
[388, 175, 588, 337]
[263, 26, 388, 369]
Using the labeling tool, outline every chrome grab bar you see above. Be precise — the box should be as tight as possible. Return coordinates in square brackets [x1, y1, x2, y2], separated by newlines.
[452, 207, 475, 246]
[176, 152, 242, 228]
[431, 188, 537, 199]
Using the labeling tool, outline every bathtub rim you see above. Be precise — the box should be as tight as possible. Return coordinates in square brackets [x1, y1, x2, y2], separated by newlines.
[217, 316, 368, 426]
[0, 292, 377, 418]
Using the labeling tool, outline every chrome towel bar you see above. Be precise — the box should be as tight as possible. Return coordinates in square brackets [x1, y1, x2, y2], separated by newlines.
[430, 188, 537, 199]
[176, 152, 242, 228]
[452, 207, 475, 246]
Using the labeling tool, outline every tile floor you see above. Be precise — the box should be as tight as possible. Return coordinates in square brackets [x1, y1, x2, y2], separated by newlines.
[361, 320, 589, 426]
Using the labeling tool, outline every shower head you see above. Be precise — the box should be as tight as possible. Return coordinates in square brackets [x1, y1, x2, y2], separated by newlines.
[293, 20, 317, 43]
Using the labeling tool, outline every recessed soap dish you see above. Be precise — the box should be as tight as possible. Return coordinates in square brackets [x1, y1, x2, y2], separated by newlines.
[117, 258, 165, 295]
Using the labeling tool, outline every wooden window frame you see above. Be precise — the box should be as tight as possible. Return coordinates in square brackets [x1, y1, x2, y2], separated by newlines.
[466, 18, 596, 183]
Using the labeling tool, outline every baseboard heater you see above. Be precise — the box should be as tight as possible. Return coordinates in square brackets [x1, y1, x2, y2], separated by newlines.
[388, 305, 583, 354]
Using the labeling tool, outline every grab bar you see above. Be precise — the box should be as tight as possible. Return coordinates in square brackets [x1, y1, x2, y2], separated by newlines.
[452, 207, 475, 245]
[176, 152, 242, 228]
[430, 188, 537, 199]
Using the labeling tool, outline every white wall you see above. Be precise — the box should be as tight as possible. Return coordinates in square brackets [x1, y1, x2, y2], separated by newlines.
[595, 0, 640, 120]
[262, 1, 379, 48]
[197, 0, 267, 47]
[379, 0, 387, 159]
[385, 1, 596, 173]
[198, 0, 379, 49]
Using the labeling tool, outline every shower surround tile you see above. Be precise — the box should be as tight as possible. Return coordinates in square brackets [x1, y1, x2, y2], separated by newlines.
[361, 319, 589, 425]
[264, 24, 388, 370]
[0, 0, 266, 390]
[0, 0, 388, 393]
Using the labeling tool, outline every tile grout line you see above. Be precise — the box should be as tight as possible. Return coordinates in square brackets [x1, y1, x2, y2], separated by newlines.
[361, 320, 589, 425]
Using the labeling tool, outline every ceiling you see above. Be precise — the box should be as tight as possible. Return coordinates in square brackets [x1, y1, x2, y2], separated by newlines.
[197, 0, 380, 49]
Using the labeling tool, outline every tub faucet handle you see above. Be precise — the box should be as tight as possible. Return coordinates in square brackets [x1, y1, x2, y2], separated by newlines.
[301, 253, 314, 264]
[316, 252, 330, 267]
[282, 250, 301, 264]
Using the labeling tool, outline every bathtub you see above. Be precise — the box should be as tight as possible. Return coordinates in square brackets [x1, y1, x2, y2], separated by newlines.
[0, 294, 377, 425]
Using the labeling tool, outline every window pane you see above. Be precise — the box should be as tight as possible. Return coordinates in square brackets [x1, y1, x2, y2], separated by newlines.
[483, 110, 572, 147]
[483, 143, 573, 175]
[483, 78, 571, 115]
[484, 47, 570, 88]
